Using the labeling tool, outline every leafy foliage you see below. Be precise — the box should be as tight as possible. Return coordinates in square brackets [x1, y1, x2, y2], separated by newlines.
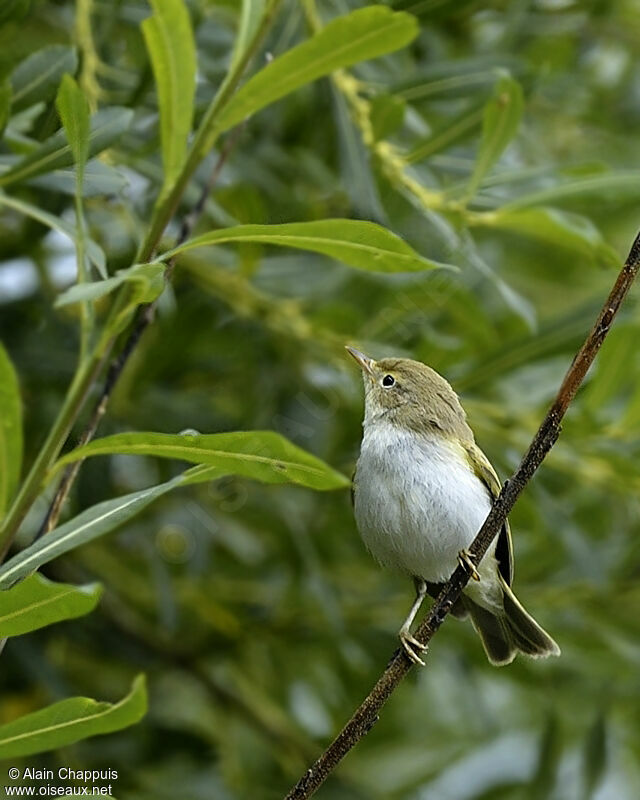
[0, 0, 639, 798]
[0, 675, 146, 758]
[0, 573, 102, 637]
[164, 219, 448, 271]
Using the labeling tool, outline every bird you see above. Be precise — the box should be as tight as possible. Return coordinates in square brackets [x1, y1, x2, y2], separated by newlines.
[346, 346, 560, 667]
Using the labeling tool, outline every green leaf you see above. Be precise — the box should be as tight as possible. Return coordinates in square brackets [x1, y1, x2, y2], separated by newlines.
[476, 206, 618, 267]
[28, 159, 128, 199]
[0, 431, 347, 587]
[0, 342, 22, 518]
[0, 573, 102, 637]
[56, 74, 90, 186]
[465, 71, 523, 201]
[0, 674, 146, 758]
[0, 478, 182, 588]
[142, 0, 196, 195]
[10, 45, 78, 112]
[0, 80, 11, 136]
[55, 263, 164, 309]
[0, 192, 105, 275]
[230, 0, 265, 72]
[50, 431, 352, 491]
[0, 106, 133, 188]
[163, 220, 448, 272]
[215, 6, 418, 134]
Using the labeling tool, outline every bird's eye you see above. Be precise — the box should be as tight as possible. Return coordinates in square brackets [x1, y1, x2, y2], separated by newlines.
[382, 374, 395, 388]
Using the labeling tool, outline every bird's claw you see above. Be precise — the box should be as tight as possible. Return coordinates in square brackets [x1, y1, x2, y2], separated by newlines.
[458, 549, 480, 581]
[399, 629, 427, 666]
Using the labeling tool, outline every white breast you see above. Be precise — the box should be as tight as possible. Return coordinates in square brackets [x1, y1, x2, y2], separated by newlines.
[354, 422, 494, 583]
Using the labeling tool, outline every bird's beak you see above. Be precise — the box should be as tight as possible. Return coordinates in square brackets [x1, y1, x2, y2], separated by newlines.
[345, 346, 375, 377]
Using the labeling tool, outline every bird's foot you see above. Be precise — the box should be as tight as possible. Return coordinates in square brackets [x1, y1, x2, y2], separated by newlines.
[457, 549, 480, 581]
[399, 627, 427, 666]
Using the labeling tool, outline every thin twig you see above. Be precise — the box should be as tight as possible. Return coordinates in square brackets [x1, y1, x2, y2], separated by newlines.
[284, 230, 640, 800]
[35, 128, 245, 540]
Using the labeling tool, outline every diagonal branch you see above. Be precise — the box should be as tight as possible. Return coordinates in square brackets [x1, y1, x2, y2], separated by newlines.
[284, 230, 640, 800]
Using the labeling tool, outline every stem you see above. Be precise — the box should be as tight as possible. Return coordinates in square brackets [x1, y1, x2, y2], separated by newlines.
[284, 229, 640, 800]
[74, 192, 92, 363]
[0, 351, 105, 560]
[136, 0, 281, 263]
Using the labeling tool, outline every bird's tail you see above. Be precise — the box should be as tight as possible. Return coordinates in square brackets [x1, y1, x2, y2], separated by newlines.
[463, 578, 560, 666]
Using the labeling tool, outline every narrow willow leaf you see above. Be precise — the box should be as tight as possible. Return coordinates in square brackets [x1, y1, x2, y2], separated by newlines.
[584, 713, 607, 797]
[142, 0, 196, 194]
[476, 207, 618, 267]
[215, 6, 418, 134]
[56, 74, 90, 186]
[0, 432, 347, 587]
[0, 478, 182, 588]
[230, 0, 266, 71]
[465, 71, 523, 200]
[0, 192, 105, 275]
[163, 220, 449, 272]
[51, 431, 351, 491]
[370, 94, 406, 142]
[10, 45, 78, 112]
[0, 573, 102, 637]
[0, 342, 22, 517]
[0, 107, 133, 188]
[55, 263, 164, 308]
[0, 674, 146, 758]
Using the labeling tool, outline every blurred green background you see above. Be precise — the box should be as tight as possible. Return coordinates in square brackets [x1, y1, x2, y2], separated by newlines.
[1, 0, 640, 798]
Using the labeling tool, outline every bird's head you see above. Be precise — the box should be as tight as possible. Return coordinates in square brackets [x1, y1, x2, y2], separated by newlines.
[345, 346, 468, 437]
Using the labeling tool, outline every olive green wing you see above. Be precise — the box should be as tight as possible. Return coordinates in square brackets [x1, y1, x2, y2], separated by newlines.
[463, 442, 514, 586]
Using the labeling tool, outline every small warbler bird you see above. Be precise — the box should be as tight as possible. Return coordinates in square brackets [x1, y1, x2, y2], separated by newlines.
[347, 347, 560, 666]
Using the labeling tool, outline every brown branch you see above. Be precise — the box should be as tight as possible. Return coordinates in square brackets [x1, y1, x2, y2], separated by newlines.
[34, 127, 245, 540]
[284, 230, 640, 800]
